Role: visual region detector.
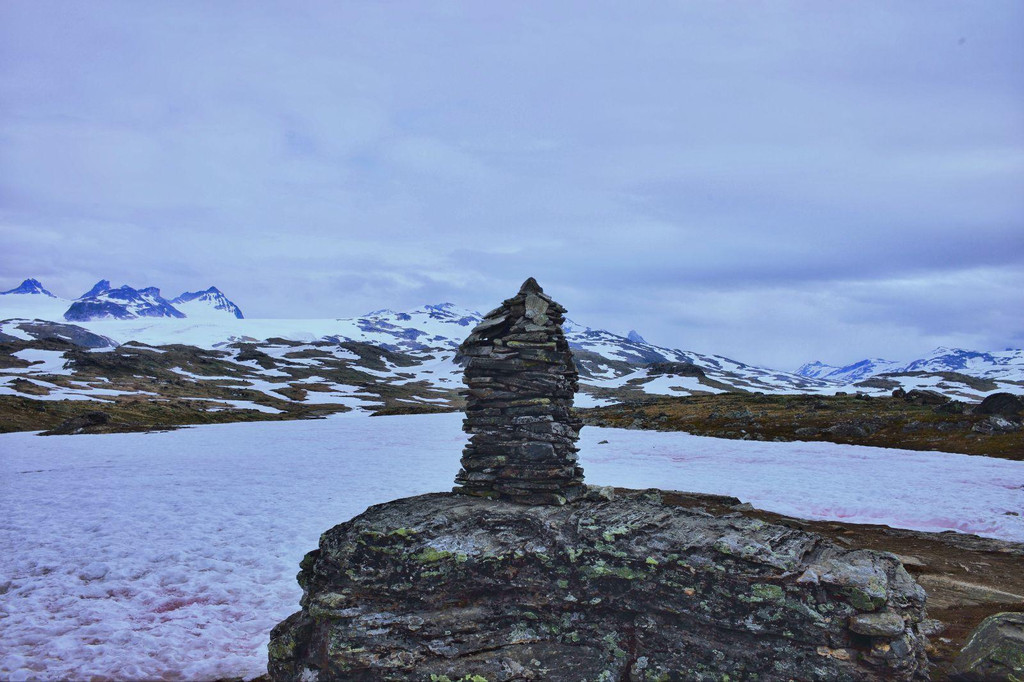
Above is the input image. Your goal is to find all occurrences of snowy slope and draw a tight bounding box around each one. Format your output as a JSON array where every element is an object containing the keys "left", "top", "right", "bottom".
[
  {"left": 171, "top": 287, "right": 244, "bottom": 319},
  {"left": 0, "top": 413, "right": 1021, "bottom": 680},
  {"left": 59, "top": 305, "right": 834, "bottom": 395}
]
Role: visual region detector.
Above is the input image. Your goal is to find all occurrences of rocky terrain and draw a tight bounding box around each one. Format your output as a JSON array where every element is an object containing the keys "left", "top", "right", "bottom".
[
  {"left": 269, "top": 489, "right": 932, "bottom": 681},
  {"left": 0, "top": 331, "right": 461, "bottom": 435},
  {"left": 2, "top": 316, "right": 1022, "bottom": 463},
  {"left": 265, "top": 488, "right": 1024, "bottom": 681},
  {"left": 655, "top": 490, "right": 1024, "bottom": 680},
  {"left": 580, "top": 392, "right": 1024, "bottom": 460}
]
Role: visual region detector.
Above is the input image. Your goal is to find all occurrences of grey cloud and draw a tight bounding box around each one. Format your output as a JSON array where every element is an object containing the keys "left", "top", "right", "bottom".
[{"left": 0, "top": 1, "right": 1021, "bottom": 368}]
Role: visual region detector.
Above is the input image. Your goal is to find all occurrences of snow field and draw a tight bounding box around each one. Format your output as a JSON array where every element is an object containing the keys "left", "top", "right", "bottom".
[{"left": 0, "top": 412, "right": 1022, "bottom": 680}]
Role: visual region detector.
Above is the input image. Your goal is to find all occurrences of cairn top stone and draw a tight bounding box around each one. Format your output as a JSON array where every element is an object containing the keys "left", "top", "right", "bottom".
[
  {"left": 518, "top": 276, "right": 543, "bottom": 295},
  {"left": 454, "top": 278, "right": 584, "bottom": 505}
]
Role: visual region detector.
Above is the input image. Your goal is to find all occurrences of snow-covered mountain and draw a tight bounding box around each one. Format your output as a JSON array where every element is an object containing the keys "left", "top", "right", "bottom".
[
  {"left": 0, "top": 279, "right": 72, "bottom": 321},
  {"left": 171, "top": 287, "right": 244, "bottom": 319},
  {"left": 796, "top": 358, "right": 903, "bottom": 383},
  {"left": 0, "top": 278, "right": 244, "bottom": 323},
  {"left": 65, "top": 283, "right": 186, "bottom": 321},
  {"left": 902, "top": 347, "right": 1024, "bottom": 379},
  {"left": 2, "top": 278, "right": 55, "bottom": 297},
  {"left": 3, "top": 277, "right": 1022, "bottom": 400},
  {"left": 795, "top": 361, "right": 838, "bottom": 379},
  {"left": 799, "top": 348, "right": 1024, "bottom": 385},
  {"left": 309, "top": 305, "right": 834, "bottom": 395}
]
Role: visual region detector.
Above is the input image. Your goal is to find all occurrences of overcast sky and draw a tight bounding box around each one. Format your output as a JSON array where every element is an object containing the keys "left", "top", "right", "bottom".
[{"left": 1, "top": 2, "right": 1021, "bottom": 369}]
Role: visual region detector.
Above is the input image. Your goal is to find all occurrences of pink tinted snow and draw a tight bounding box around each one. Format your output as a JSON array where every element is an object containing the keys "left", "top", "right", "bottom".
[{"left": 0, "top": 412, "right": 1021, "bottom": 680}]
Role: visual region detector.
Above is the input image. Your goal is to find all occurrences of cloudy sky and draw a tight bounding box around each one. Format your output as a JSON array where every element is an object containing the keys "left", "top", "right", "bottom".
[{"left": 1, "top": 2, "right": 1021, "bottom": 369}]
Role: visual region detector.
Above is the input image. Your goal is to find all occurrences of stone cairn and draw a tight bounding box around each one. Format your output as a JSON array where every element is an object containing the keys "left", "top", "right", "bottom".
[{"left": 453, "top": 277, "right": 585, "bottom": 505}]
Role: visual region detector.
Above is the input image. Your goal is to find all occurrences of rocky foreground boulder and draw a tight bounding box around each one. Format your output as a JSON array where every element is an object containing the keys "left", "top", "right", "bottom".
[
  {"left": 950, "top": 612, "right": 1024, "bottom": 681},
  {"left": 268, "top": 489, "right": 930, "bottom": 681}
]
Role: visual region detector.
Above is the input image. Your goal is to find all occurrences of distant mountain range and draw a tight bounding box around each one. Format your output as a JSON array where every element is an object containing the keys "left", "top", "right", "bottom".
[
  {"left": 796, "top": 358, "right": 904, "bottom": 382},
  {"left": 797, "top": 348, "right": 1024, "bottom": 384},
  {"left": 1, "top": 277, "right": 1021, "bottom": 401},
  {"left": 1, "top": 278, "right": 244, "bottom": 321}
]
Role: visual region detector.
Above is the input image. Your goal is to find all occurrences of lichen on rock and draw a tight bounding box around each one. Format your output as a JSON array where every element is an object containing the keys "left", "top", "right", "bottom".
[{"left": 268, "top": 490, "right": 930, "bottom": 681}]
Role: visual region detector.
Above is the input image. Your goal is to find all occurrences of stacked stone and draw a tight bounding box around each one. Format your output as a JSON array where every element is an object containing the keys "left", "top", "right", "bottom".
[{"left": 453, "top": 277, "right": 585, "bottom": 505}]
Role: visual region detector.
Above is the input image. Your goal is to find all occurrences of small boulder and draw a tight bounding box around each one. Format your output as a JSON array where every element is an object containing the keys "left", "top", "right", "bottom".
[
  {"left": 826, "top": 423, "right": 870, "bottom": 438},
  {"left": 972, "top": 415, "right": 1021, "bottom": 435},
  {"left": 976, "top": 392, "right": 1024, "bottom": 417},
  {"left": 904, "top": 389, "right": 948, "bottom": 406},
  {"left": 950, "top": 612, "right": 1024, "bottom": 681},
  {"left": 42, "top": 411, "right": 111, "bottom": 436},
  {"left": 646, "top": 361, "right": 706, "bottom": 377},
  {"left": 934, "top": 400, "right": 970, "bottom": 415}
]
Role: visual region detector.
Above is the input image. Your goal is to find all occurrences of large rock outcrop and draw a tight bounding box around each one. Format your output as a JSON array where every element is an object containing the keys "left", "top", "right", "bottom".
[{"left": 268, "top": 490, "right": 930, "bottom": 681}]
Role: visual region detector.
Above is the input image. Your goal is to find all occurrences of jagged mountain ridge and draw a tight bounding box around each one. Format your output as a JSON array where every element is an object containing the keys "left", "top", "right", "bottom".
[
  {"left": 66, "top": 284, "right": 186, "bottom": 321},
  {"left": 0, "top": 278, "right": 244, "bottom": 322},
  {"left": 172, "top": 287, "right": 244, "bottom": 319},
  {"left": 347, "top": 305, "right": 845, "bottom": 394},
  {"left": 2, "top": 279, "right": 1021, "bottom": 398},
  {"left": 797, "top": 358, "right": 903, "bottom": 383},
  {"left": 799, "top": 348, "right": 1024, "bottom": 384}
]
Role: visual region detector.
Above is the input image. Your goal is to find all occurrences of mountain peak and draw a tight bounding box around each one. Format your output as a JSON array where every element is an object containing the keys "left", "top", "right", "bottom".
[
  {"left": 65, "top": 284, "right": 186, "bottom": 321},
  {"left": 80, "top": 279, "right": 112, "bottom": 299},
  {"left": 627, "top": 330, "right": 647, "bottom": 344},
  {"left": 2, "top": 278, "right": 56, "bottom": 297},
  {"left": 170, "top": 287, "right": 244, "bottom": 319}
]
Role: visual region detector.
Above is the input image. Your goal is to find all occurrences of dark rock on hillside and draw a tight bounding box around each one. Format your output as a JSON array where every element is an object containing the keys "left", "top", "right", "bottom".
[
  {"left": 949, "top": 612, "right": 1024, "bottom": 681},
  {"left": 42, "top": 411, "right": 111, "bottom": 436},
  {"left": 6, "top": 321, "right": 116, "bottom": 348},
  {"left": 976, "top": 393, "right": 1024, "bottom": 418},
  {"left": 904, "top": 389, "right": 948, "bottom": 406},
  {"left": 934, "top": 400, "right": 970, "bottom": 415},
  {"left": 268, "top": 490, "right": 930, "bottom": 682},
  {"left": 856, "top": 377, "right": 901, "bottom": 390},
  {"left": 647, "top": 361, "right": 706, "bottom": 377}
]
